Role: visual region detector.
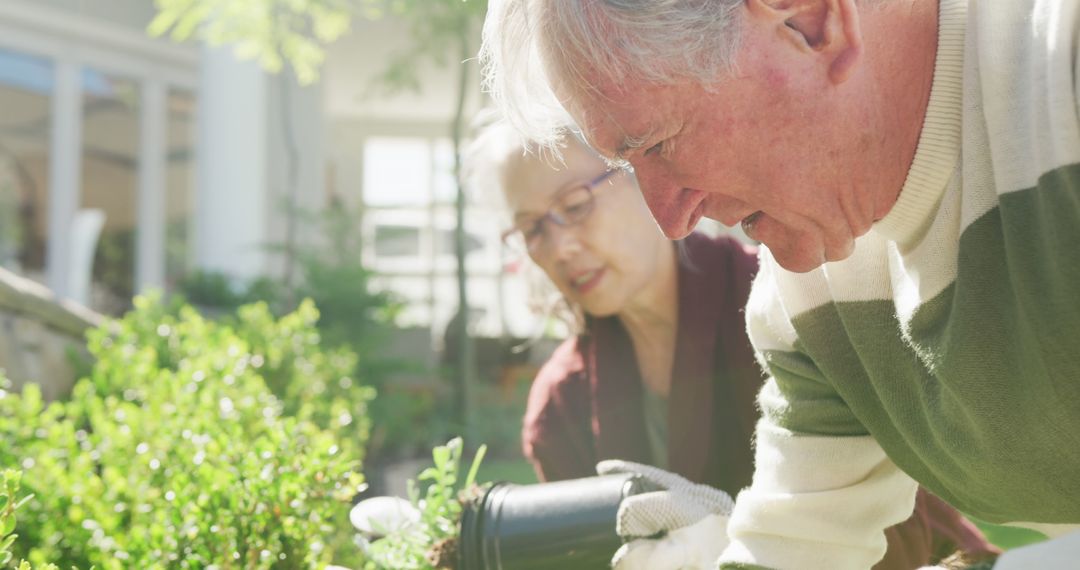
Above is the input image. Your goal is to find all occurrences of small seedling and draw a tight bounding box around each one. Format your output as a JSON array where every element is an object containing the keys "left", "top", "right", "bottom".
[{"left": 363, "top": 438, "right": 487, "bottom": 570}]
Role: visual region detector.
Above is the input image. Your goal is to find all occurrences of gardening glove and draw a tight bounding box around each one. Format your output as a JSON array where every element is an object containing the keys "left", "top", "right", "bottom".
[
  {"left": 597, "top": 459, "right": 735, "bottom": 570},
  {"left": 988, "top": 529, "right": 1080, "bottom": 569},
  {"left": 349, "top": 495, "right": 421, "bottom": 539}
]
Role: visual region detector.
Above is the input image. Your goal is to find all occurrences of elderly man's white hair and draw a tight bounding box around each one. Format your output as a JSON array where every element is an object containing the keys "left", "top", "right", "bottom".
[
  {"left": 481, "top": 0, "right": 892, "bottom": 153},
  {"left": 480, "top": 0, "right": 744, "bottom": 151}
]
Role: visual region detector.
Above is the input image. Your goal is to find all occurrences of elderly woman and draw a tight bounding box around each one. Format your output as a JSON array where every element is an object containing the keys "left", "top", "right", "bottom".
[{"left": 465, "top": 117, "right": 997, "bottom": 570}]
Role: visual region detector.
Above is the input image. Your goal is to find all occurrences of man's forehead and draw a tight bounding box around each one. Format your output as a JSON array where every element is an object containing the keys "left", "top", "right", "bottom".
[
  {"left": 572, "top": 96, "right": 655, "bottom": 162},
  {"left": 551, "top": 63, "right": 662, "bottom": 157}
]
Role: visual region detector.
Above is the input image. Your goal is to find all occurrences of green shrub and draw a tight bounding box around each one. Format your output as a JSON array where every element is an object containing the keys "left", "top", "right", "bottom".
[
  {"left": 177, "top": 270, "right": 248, "bottom": 310},
  {"left": 1, "top": 470, "right": 58, "bottom": 570},
  {"left": 177, "top": 203, "right": 431, "bottom": 464},
  {"left": 0, "top": 295, "right": 370, "bottom": 569}
]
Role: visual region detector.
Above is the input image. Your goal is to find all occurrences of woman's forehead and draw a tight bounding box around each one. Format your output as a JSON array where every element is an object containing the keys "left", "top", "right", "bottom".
[{"left": 503, "top": 141, "right": 606, "bottom": 210}]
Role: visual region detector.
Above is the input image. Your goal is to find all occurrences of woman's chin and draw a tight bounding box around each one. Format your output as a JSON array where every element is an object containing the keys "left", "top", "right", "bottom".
[{"left": 579, "top": 296, "right": 623, "bottom": 319}]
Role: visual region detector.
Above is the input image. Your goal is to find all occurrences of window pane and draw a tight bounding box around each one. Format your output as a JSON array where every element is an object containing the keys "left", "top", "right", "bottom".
[
  {"left": 82, "top": 69, "right": 139, "bottom": 313},
  {"left": 0, "top": 48, "right": 52, "bottom": 284},
  {"left": 362, "top": 208, "right": 430, "bottom": 272},
  {"left": 431, "top": 208, "right": 502, "bottom": 274},
  {"left": 432, "top": 138, "right": 456, "bottom": 204},
  {"left": 374, "top": 224, "right": 421, "bottom": 257},
  {"left": 363, "top": 137, "right": 431, "bottom": 207},
  {"left": 435, "top": 227, "right": 483, "bottom": 257},
  {"left": 165, "top": 88, "right": 196, "bottom": 291}
]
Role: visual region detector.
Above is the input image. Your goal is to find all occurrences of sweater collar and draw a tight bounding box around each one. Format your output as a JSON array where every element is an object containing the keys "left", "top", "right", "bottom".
[{"left": 873, "top": 0, "right": 967, "bottom": 246}]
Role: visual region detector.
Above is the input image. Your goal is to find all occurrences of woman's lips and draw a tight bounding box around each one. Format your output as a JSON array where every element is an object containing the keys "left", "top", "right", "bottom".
[{"left": 570, "top": 267, "right": 606, "bottom": 295}]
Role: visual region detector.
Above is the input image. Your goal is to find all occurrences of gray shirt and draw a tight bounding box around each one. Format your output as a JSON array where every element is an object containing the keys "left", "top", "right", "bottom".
[{"left": 642, "top": 387, "right": 669, "bottom": 470}]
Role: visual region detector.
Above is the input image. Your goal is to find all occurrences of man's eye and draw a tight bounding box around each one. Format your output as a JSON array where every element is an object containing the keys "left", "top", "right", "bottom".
[{"left": 644, "top": 141, "right": 664, "bottom": 157}]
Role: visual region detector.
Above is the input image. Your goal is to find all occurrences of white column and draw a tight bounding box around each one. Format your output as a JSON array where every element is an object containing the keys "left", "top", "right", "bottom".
[
  {"left": 45, "top": 60, "right": 82, "bottom": 299},
  {"left": 194, "top": 44, "right": 267, "bottom": 281},
  {"left": 136, "top": 78, "right": 167, "bottom": 292}
]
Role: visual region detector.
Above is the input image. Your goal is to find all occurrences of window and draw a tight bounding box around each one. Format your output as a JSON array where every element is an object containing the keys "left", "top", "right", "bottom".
[
  {"left": 164, "top": 87, "right": 195, "bottom": 291},
  {"left": 0, "top": 2, "right": 199, "bottom": 313},
  {"left": 81, "top": 68, "right": 139, "bottom": 312},
  {"left": 0, "top": 47, "right": 52, "bottom": 282},
  {"left": 363, "top": 137, "right": 431, "bottom": 207},
  {"left": 374, "top": 224, "right": 421, "bottom": 257},
  {"left": 358, "top": 135, "right": 534, "bottom": 337},
  {"left": 435, "top": 228, "right": 484, "bottom": 257}
]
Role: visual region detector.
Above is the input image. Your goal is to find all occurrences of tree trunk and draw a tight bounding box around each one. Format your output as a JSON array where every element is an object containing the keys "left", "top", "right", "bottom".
[{"left": 451, "top": 19, "right": 476, "bottom": 442}]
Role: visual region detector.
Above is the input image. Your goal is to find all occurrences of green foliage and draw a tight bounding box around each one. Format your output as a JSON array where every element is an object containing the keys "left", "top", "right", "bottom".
[
  {"left": 92, "top": 230, "right": 136, "bottom": 312},
  {"left": 180, "top": 203, "right": 400, "bottom": 378},
  {"left": 277, "top": 205, "right": 435, "bottom": 460},
  {"left": 363, "top": 438, "right": 486, "bottom": 570},
  {"left": 179, "top": 202, "right": 430, "bottom": 461},
  {"left": 1, "top": 470, "right": 31, "bottom": 566},
  {"left": 281, "top": 203, "right": 401, "bottom": 371},
  {"left": 148, "top": 0, "right": 353, "bottom": 84},
  {"left": 0, "top": 470, "right": 59, "bottom": 570},
  {"left": 148, "top": 0, "right": 487, "bottom": 87},
  {"left": 178, "top": 269, "right": 247, "bottom": 309},
  {"left": 357, "top": 0, "right": 488, "bottom": 96},
  {"left": 178, "top": 271, "right": 285, "bottom": 314},
  {"left": 466, "top": 374, "right": 530, "bottom": 458},
  {"left": 0, "top": 295, "right": 370, "bottom": 569}
]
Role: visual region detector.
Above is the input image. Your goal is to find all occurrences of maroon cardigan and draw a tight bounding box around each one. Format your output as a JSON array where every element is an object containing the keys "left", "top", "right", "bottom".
[{"left": 522, "top": 232, "right": 999, "bottom": 569}]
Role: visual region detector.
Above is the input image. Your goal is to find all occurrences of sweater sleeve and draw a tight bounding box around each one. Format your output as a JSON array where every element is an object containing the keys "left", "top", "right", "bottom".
[
  {"left": 521, "top": 340, "right": 597, "bottom": 482},
  {"left": 717, "top": 254, "right": 921, "bottom": 570}
]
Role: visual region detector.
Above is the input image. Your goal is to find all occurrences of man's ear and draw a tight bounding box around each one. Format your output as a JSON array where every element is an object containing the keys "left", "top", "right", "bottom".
[{"left": 745, "top": 0, "right": 863, "bottom": 84}]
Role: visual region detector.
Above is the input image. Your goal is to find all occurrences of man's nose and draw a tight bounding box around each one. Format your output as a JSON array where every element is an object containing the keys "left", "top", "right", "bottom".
[{"left": 634, "top": 164, "right": 691, "bottom": 239}]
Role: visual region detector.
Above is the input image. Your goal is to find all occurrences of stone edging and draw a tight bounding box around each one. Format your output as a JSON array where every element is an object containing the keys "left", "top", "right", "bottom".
[{"left": 0, "top": 267, "right": 104, "bottom": 337}]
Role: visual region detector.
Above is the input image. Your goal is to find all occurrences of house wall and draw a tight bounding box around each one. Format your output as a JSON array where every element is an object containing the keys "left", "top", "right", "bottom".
[{"left": 0, "top": 266, "right": 101, "bottom": 400}]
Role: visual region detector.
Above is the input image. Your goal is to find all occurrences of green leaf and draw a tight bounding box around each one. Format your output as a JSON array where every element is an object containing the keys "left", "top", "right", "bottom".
[
  {"left": 1, "top": 513, "right": 15, "bottom": 536},
  {"left": 431, "top": 445, "right": 451, "bottom": 472},
  {"left": 13, "top": 493, "right": 33, "bottom": 510},
  {"left": 464, "top": 444, "right": 486, "bottom": 489},
  {"left": 146, "top": 9, "right": 180, "bottom": 38}
]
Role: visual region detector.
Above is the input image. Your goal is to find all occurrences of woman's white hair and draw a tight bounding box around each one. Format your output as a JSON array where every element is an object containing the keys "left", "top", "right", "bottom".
[
  {"left": 461, "top": 107, "right": 581, "bottom": 212},
  {"left": 461, "top": 109, "right": 594, "bottom": 335},
  {"left": 480, "top": 0, "right": 744, "bottom": 150}
]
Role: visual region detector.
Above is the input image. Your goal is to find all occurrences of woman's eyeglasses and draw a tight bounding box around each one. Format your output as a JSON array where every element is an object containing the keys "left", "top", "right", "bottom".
[{"left": 501, "top": 169, "right": 620, "bottom": 254}]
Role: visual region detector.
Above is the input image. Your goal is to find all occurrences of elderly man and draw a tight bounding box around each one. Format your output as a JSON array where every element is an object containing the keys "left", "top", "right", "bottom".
[{"left": 482, "top": 0, "right": 1080, "bottom": 569}]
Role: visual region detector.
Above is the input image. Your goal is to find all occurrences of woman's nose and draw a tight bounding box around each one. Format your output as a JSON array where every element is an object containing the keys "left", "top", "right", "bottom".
[{"left": 546, "top": 223, "right": 584, "bottom": 260}]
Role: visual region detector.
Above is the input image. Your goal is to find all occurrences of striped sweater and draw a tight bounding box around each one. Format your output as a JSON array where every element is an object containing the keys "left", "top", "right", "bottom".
[{"left": 718, "top": 1, "right": 1080, "bottom": 569}]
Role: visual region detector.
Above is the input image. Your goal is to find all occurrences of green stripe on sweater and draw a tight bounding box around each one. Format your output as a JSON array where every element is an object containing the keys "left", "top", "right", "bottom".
[{"left": 759, "top": 163, "right": 1080, "bottom": 524}]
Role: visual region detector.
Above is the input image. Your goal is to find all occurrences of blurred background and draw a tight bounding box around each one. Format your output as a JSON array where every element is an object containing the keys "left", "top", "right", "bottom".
[
  {"left": 0, "top": 0, "right": 554, "bottom": 493},
  {"left": 0, "top": 3, "right": 1040, "bottom": 568}
]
